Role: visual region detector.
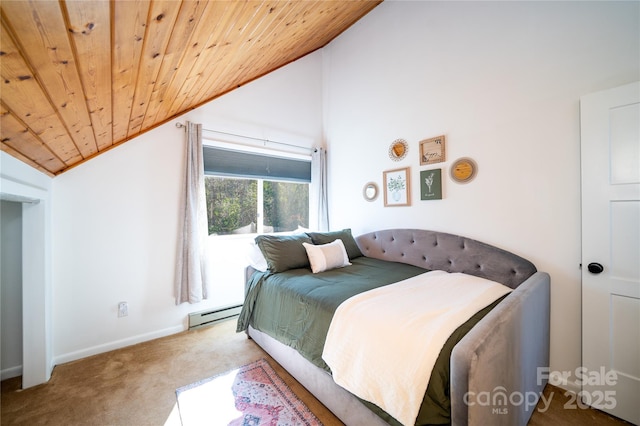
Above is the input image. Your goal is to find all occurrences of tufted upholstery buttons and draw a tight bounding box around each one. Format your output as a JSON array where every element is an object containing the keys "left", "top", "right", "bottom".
[{"left": 354, "top": 229, "right": 537, "bottom": 288}]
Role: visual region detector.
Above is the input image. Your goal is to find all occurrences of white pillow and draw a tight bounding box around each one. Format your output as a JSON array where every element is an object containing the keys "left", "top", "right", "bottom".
[
  {"left": 246, "top": 241, "right": 268, "bottom": 272},
  {"left": 302, "top": 239, "right": 352, "bottom": 274}
]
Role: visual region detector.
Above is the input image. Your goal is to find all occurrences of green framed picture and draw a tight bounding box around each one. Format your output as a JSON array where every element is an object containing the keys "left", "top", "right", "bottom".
[{"left": 420, "top": 169, "right": 442, "bottom": 200}]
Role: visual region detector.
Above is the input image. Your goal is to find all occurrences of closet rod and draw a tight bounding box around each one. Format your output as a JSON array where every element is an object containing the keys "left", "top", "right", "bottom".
[{"left": 175, "top": 122, "right": 314, "bottom": 152}]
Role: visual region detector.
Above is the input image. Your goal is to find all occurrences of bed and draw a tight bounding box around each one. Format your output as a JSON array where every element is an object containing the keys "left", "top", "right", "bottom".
[{"left": 237, "top": 228, "right": 550, "bottom": 426}]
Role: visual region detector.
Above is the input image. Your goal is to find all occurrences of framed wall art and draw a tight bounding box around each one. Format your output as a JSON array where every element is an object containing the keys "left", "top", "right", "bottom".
[
  {"left": 420, "top": 169, "right": 442, "bottom": 200},
  {"left": 419, "top": 135, "right": 446, "bottom": 165},
  {"left": 383, "top": 167, "right": 411, "bottom": 207}
]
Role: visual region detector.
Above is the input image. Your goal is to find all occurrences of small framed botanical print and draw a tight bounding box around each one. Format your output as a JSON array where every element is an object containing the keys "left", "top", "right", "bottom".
[
  {"left": 420, "top": 169, "right": 442, "bottom": 200},
  {"left": 383, "top": 167, "right": 411, "bottom": 207},
  {"left": 419, "top": 135, "right": 446, "bottom": 165}
]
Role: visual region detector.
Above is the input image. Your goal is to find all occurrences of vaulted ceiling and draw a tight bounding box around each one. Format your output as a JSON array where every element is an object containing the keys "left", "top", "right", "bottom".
[{"left": 0, "top": 0, "right": 380, "bottom": 176}]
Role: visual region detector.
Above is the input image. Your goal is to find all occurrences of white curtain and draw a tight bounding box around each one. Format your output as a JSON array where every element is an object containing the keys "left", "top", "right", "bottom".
[
  {"left": 175, "top": 121, "right": 210, "bottom": 304},
  {"left": 310, "top": 147, "right": 329, "bottom": 231}
]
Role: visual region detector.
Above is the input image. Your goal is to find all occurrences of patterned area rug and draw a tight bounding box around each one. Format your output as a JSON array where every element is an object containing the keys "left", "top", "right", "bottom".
[{"left": 176, "top": 358, "right": 323, "bottom": 426}]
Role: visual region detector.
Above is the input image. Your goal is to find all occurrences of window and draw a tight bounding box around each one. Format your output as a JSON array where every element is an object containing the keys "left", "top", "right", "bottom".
[
  {"left": 204, "top": 177, "right": 309, "bottom": 235},
  {"left": 203, "top": 146, "right": 311, "bottom": 235},
  {"left": 202, "top": 145, "right": 311, "bottom": 306}
]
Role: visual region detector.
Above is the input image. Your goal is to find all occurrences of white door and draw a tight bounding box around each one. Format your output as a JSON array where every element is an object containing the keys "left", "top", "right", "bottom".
[{"left": 581, "top": 81, "right": 640, "bottom": 425}]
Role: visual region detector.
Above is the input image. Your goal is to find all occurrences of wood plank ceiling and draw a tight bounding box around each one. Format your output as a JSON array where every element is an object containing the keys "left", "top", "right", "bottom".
[{"left": 0, "top": 0, "right": 380, "bottom": 176}]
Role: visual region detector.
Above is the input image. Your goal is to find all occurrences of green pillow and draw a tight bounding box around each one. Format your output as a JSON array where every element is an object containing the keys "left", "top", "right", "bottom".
[
  {"left": 255, "top": 234, "right": 312, "bottom": 273},
  {"left": 306, "top": 228, "right": 363, "bottom": 260}
]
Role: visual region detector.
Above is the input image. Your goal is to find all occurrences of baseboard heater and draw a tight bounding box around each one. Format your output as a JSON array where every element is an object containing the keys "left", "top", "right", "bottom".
[{"left": 188, "top": 304, "right": 243, "bottom": 329}]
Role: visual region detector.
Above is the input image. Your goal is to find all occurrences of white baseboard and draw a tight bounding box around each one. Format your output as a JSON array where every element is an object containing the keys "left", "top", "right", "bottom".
[
  {"left": 1, "top": 365, "right": 23, "bottom": 381},
  {"left": 53, "top": 325, "right": 185, "bottom": 366}
]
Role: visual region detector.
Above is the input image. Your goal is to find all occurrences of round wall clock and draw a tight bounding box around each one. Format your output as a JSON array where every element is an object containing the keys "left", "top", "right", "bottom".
[
  {"left": 388, "top": 139, "right": 408, "bottom": 161},
  {"left": 450, "top": 157, "right": 477, "bottom": 183}
]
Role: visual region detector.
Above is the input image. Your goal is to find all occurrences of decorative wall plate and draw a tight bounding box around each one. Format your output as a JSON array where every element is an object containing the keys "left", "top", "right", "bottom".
[
  {"left": 389, "top": 139, "right": 408, "bottom": 161},
  {"left": 450, "top": 157, "right": 477, "bottom": 183}
]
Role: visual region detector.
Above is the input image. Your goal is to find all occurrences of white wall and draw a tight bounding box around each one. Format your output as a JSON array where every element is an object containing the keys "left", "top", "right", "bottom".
[
  {"left": 323, "top": 1, "right": 639, "bottom": 391},
  {"left": 51, "top": 52, "right": 323, "bottom": 363}
]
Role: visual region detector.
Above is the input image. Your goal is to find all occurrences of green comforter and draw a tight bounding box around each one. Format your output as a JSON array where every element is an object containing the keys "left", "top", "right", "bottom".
[{"left": 237, "top": 256, "right": 503, "bottom": 425}]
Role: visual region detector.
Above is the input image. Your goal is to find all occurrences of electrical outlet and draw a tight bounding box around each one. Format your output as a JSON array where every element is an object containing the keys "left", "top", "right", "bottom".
[{"left": 118, "top": 302, "right": 128, "bottom": 317}]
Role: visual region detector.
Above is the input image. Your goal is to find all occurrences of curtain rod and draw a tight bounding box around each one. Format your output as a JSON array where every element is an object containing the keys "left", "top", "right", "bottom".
[{"left": 175, "top": 122, "right": 315, "bottom": 152}]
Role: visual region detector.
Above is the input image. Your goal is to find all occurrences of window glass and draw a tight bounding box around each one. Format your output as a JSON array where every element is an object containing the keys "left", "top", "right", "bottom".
[
  {"left": 205, "top": 177, "right": 309, "bottom": 235},
  {"left": 205, "top": 177, "right": 257, "bottom": 235},
  {"left": 263, "top": 181, "right": 309, "bottom": 233}
]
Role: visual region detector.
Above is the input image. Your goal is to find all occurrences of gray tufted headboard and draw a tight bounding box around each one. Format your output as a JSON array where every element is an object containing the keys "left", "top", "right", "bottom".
[{"left": 355, "top": 229, "right": 537, "bottom": 289}]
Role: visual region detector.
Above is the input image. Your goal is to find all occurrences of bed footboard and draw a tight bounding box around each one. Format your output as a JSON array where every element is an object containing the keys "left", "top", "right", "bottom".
[{"left": 450, "top": 271, "right": 550, "bottom": 426}]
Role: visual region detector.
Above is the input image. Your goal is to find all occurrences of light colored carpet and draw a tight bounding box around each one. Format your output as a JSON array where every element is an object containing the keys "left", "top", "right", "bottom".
[{"left": 0, "top": 319, "right": 342, "bottom": 425}]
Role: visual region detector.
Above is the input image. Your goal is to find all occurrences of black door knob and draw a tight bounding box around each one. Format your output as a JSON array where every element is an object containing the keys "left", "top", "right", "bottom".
[{"left": 587, "top": 263, "right": 604, "bottom": 274}]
